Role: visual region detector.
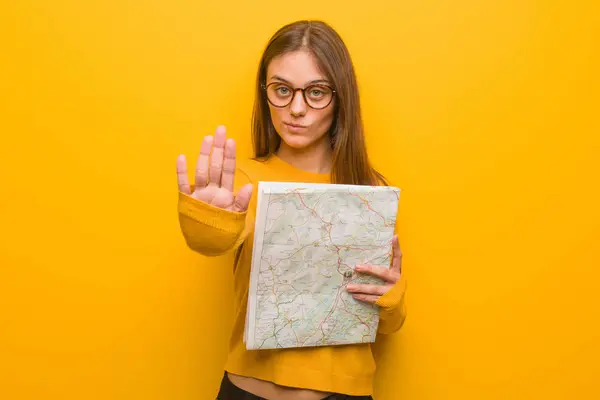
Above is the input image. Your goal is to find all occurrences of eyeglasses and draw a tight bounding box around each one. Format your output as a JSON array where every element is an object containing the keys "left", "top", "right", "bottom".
[{"left": 262, "top": 82, "right": 336, "bottom": 110}]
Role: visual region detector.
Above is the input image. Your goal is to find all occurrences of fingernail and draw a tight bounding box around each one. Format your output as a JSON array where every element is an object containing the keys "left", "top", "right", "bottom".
[
  {"left": 346, "top": 285, "right": 355, "bottom": 290},
  {"left": 354, "top": 265, "right": 362, "bottom": 271}
]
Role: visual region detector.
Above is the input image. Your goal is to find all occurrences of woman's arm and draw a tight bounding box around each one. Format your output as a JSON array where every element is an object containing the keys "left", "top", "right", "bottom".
[
  {"left": 375, "top": 272, "right": 407, "bottom": 334},
  {"left": 176, "top": 126, "right": 254, "bottom": 256},
  {"left": 346, "top": 234, "right": 408, "bottom": 335},
  {"left": 178, "top": 168, "right": 253, "bottom": 256}
]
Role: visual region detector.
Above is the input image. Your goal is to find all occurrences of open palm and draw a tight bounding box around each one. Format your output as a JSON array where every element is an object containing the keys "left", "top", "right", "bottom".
[{"left": 176, "top": 125, "right": 253, "bottom": 212}]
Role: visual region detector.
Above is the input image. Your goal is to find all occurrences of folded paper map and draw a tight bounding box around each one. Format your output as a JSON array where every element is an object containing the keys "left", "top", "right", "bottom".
[{"left": 244, "top": 181, "right": 401, "bottom": 350}]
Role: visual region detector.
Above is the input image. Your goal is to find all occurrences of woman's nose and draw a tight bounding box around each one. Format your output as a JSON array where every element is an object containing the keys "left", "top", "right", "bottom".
[{"left": 289, "top": 89, "right": 308, "bottom": 116}]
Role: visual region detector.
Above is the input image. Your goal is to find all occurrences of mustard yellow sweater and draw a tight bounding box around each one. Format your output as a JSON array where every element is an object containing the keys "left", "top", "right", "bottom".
[{"left": 178, "top": 154, "right": 407, "bottom": 396}]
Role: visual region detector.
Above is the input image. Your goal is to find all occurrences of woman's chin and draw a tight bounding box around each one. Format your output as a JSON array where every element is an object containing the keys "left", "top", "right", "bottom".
[{"left": 279, "top": 132, "right": 317, "bottom": 150}]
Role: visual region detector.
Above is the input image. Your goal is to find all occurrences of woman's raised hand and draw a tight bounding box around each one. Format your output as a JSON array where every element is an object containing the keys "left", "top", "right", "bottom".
[{"left": 176, "top": 125, "right": 253, "bottom": 212}]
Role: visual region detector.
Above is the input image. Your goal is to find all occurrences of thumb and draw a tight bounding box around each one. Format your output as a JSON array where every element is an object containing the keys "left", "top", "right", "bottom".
[
  {"left": 233, "top": 183, "right": 253, "bottom": 212},
  {"left": 391, "top": 235, "right": 402, "bottom": 272}
]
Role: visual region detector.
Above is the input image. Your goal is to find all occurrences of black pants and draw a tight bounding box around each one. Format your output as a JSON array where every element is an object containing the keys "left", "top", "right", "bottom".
[{"left": 216, "top": 372, "right": 374, "bottom": 400}]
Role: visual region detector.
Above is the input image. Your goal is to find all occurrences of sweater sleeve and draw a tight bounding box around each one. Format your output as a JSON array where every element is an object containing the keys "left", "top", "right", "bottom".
[
  {"left": 375, "top": 272, "right": 407, "bottom": 334},
  {"left": 374, "top": 184, "right": 408, "bottom": 335},
  {"left": 177, "top": 168, "right": 253, "bottom": 257}
]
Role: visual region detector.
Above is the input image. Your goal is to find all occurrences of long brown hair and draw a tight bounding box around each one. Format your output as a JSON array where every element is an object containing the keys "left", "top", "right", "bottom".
[{"left": 251, "top": 20, "right": 387, "bottom": 186}]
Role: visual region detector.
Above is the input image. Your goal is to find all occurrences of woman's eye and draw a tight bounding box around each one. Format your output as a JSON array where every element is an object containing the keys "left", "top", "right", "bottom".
[
  {"left": 308, "top": 87, "right": 330, "bottom": 98},
  {"left": 277, "top": 87, "right": 290, "bottom": 95}
]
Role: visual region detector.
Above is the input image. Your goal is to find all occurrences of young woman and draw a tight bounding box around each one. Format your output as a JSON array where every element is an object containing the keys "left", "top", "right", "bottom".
[{"left": 176, "top": 20, "right": 407, "bottom": 400}]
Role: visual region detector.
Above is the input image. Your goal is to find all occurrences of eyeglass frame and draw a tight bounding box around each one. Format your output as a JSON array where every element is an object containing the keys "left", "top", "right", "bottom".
[{"left": 261, "top": 82, "right": 336, "bottom": 110}]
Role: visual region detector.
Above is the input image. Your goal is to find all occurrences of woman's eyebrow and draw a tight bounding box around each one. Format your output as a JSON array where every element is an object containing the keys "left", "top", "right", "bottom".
[{"left": 269, "top": 75, "right": 330, "bottom": 86}]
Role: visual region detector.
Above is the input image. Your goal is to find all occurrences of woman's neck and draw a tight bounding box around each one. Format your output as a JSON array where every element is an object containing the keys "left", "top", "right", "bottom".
[{"left": 276, "top": 139, "right": 333, "bottom": 174}]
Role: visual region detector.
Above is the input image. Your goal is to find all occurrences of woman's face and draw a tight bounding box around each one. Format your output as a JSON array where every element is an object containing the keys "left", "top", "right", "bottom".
[{"left": 265, "top": 50, "right": 336, "bottom": 151}]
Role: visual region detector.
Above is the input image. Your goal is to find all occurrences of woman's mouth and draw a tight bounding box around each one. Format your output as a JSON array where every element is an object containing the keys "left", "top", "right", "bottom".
[{"left": 284, "top": 122, "right": 308, "bottom": 133}]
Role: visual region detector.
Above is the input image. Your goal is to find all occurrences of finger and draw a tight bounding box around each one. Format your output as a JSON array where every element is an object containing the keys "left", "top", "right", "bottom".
[
  {"left": 176, "top": 155, "right": 191, "bottom": 194},
  {"left": 354, "top": 264, "right": 393, "bottom": 282},
  {"left": 233, "top": 183, "right": 253, "bottom": 212},
  {"left": 352, "top": 294, "right": 379, "bottom": 304},
  {"left": 195, "top": 136, "right": 213, "bottom": 189},
  {"left": 391, "top": 235, "right": 402, "bottom": 273},
  {"left": 221, "top": 138, "right": 236, "bottom": 192},
  {"left": 346, "top": 283, "right": 387, "bottom": 296},
  {"left": 208, "top": 125, "right": 227, "bottom": 187}
]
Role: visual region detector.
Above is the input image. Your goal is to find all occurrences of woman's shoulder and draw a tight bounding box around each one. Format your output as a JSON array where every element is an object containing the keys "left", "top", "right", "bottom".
[
  {"left": 235, "top": 156, "right": 276, "bottom": 185},
  {"left": 373, "top": 169, "right": 393, "bottom": 187}
]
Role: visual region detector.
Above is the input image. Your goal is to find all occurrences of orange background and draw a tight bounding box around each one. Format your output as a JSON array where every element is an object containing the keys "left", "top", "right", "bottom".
[{"left": 1, "top": 1, "right": 599, "bottom": 399}]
